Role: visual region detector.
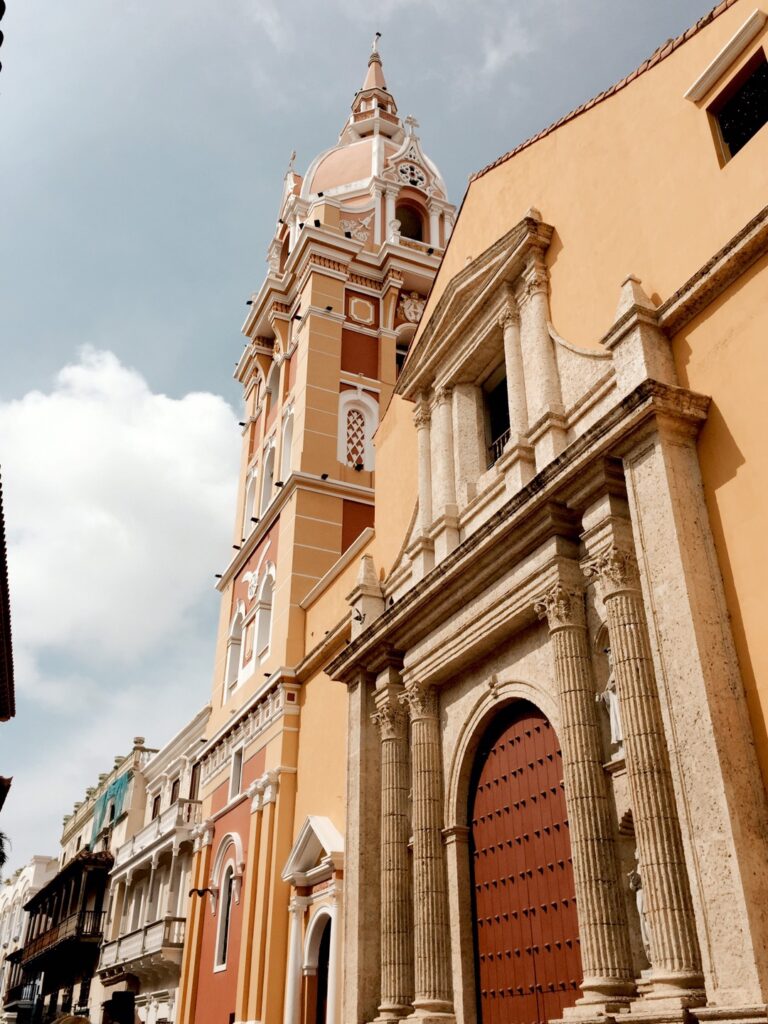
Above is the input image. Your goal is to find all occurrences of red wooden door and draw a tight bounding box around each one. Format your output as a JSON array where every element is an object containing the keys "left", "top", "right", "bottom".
[{"left": 470, "top": 702, "right": 582, "bottom": 1024}]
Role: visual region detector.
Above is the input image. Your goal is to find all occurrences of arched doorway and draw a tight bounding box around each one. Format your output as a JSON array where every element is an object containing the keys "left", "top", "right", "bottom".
[
  {"left": 314, "top": 918, "right": 331, "bottom": 1024},
  {"left": 469, "top": 701, "right": 582, "bottom": 1024}
]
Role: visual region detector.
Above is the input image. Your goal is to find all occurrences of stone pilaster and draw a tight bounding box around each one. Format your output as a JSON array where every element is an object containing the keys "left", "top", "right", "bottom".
[
  {"left": 372, "top": 681, "right": 414, "bottom": 1020},
  {"left": 535, "top": 578, "right": 636, "bottom": 1010},
  {"left": 399, "top": 683, "right": 454, "bottom": 1023},
  {"left": 585, "top": 545, "right": 704, "bottom": 1003}
]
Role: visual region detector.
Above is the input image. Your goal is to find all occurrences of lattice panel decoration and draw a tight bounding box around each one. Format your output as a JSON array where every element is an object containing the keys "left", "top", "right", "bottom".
[{"left": 346, "top": 408, "right": 366, "bottom": 468}]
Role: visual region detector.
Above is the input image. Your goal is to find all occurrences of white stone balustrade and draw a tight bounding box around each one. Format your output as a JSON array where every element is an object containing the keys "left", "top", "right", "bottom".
[
  {"left": 99, "top": 916, "right": 186, "bottom": 971},
  {"left": 114, "top": 800, "right": 201, "bottom": 869}
]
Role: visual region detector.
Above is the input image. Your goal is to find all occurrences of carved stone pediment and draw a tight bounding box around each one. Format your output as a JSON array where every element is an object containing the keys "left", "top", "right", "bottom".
[{"left": 396, "top": 213, "right": 554, "bottom": 398}]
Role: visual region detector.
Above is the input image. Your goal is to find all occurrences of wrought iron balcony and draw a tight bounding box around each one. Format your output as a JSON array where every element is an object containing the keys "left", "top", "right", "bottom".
[
  {"left": 20, "top": 909, "right": 105, "bottom": 966},
  {"left": 114, "top": 799, "right": 201, "bottom": 869},
  {"left": 99, "top": 915, "right": 186, "bottom": 975},
  {"left": 488, "top": 427, "right": 511, "bottom": 467},
  {"left": 4, "top": 979, "right": 39, "bottom": 1007}
]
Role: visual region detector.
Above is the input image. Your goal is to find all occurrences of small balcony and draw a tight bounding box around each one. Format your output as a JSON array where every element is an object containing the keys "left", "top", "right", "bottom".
[
  {"left": 99, "top": 916, "right": 186, "bottom": 981},
  {"left": 114, "top": 799, "right": 201, "bottom": 869},
  {"left": 4, "top": 979, "right": 39, "bottom": 1008},
  {"left": 20, "top": 909, "right": 105, "bottom": 967},
  {"left": 488, "top": 427, "right": 511, "bottom": 467}
]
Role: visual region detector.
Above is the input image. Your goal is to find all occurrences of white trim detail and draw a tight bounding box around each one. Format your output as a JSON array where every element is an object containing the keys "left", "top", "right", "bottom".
[
  {"left": 684, "top": 9, "right": 767, "bottom": 101},
  {"left": 337, "top": 389, "right": 379, "bottom": 471}
]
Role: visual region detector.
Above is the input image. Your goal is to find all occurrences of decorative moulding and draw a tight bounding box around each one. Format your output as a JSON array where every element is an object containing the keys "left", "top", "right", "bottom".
[{"left": 684, "top": 9, "right": 767, "bottom": 101}]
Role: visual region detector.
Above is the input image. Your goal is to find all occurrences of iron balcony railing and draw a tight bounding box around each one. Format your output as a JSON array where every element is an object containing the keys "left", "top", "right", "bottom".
[
  {"left": 114, "top": 799, "right": 201, "bottom": 868},
  {"left": 488, "top": 427, "right": 511, "bottom": 467},
  {"left": 5, "top": 979, "right": 38, "bottom": 1005},
  {"left": 99, "top": 915, "right": 186, "bottom": 971},
  {"left": 20, "top": 909, "right": 105, "bottom": 964}
]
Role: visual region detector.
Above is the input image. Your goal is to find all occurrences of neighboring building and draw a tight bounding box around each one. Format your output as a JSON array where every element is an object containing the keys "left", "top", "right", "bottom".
[
  {"left": 0, "top": 856, "right": 57, "bottom": 1022},
  {"left": 176, "top": 41, "right": 455, "bottom": 1024},
  {"left": 0, "top": 476, "right": 15, "bottom": 812},
  {"left": 326, "top": 4, "right": 768, "bottom": 1024},
  {"left": 97, "top": 706, "right": 208, "bottom": 1024},
  {"left": 10, "top": 739, "right": 154, "bottom": 1021}
]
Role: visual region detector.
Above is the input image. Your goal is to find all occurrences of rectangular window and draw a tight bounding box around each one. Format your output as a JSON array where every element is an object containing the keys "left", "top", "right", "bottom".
[
  {"left": 189, "top": 762, "right": 201, "bottom": 801},
  {"left": 151, "top": 795, "right": 161, "bottom": 820},
  {"left": 483, "top": 371, "right": 511, "bottom": 467},
  {"left": 170, "top": 778, "right": 180, "bottom": 805},
  {"left": 229, "top": 749, "right": 244, "bottom": 800},
  {"left": 710, "top": 49, "right": 768, "bottom": 161}
]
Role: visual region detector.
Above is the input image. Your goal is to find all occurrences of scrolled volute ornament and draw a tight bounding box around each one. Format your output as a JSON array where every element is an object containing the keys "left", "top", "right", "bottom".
[
  {"left": 534, "top": 582, "right": 586, "bottom": 630},
  {"left": 371, "top": 702, "right": 406, "bottom": 741},
  {"left": 584, "top": 544, "right": 640, "bottom": 594},
  {"left": 399, "top": 681, "right": 438, "bottom": 719},
  {"left": 497, "top": 304, "right": 520, "bottom": 332}
]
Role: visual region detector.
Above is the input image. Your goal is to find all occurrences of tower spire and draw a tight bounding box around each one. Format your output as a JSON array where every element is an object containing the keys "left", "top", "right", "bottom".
[{"left": 361, "top": 31, "right": 388, "bottom": 93}]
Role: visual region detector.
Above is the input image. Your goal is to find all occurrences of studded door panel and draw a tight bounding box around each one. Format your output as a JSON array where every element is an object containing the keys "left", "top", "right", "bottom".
[{"left": 470, "top": 703, "right": 582, "bottom": 1024}]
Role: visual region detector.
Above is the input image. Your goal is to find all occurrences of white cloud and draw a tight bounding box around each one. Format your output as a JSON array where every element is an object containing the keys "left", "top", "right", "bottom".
[
  {"left": 0, "top": 347, "right": 239, "bottom": 672},
  {"left": 0, "top": 348, "right": 239, "bottom": 870}
]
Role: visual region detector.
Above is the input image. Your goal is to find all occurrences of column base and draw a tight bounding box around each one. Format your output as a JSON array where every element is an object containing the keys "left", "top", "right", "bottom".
[
  {"left": 372, "top": 1008, "right": 414, "bottom": 1024},
  {"left": 562, "top": 976, "right": 636, "bottom": 1016},
  {"left": 630, "top": 969, "right": 706, "bottom": 1012},
  {"left": 403, "top": 999, "right": 455, "bottom": 1024},
  {"left": 431, "top": 512, "right": 459, "bottom": 561},
  {"left": 407, "top": 532, "right": 435, "bottom": 581},
  {"left": 498, "top": 439, "right": 536, "bottom": 494}
]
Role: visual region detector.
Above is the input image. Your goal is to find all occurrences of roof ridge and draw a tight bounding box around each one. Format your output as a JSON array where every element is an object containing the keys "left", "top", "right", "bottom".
[{"left": 470, "top": 0, "right": 740, "bottom": 183}]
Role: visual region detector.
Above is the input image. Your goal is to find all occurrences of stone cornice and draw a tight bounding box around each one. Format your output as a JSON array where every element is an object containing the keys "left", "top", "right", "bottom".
[
  {"left": 327, "top": 379, "right": 709, "bottom": 684},
  {"left": 657, "top": 202, "right": 768, "bottom": 335}
]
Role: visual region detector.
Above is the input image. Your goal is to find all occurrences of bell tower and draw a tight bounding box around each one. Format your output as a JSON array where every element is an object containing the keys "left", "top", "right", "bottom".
[{"left": 179, "top": 43, "right": 454, "bottom": 1024}]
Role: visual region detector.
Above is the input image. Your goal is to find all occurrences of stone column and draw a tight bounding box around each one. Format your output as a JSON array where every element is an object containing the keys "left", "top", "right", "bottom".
[
  {"left": 430, "top": 387, "right": 459, "bottom": 561},
  {"left": 399, "top": 683, "right": 454, "bottom": 1022},
  {"left": 517, "top": 254, "right": 566, "bottom": 466},
  {"left": 498, "top": 305, "right": 528, "bottom": 442},
  {"left": 283, "top": 896, "right": 307, "bottom": 1024},
  {"left": 585, "top": 544, "right": 703, "bottom": 1000},
  {"left": 428, "top": 203, "right": 441, "bottom": 248},
  {"left": 372, "top": 678, "right": 413, "bottom": 1020},
  {"left": 535, "top": 578, "right": 636, "bottom": 1009},
  {"left": 451, "top": 384, "right": 485, "bottom": 509},
  {"left": 373, "top": 186, "right": 383, "bottom": 247},
  {"left": 385, "top": 188, "right": 397, "bottom": 239},
  {"left": 414, "top": 396, "right": 433, "bottom": 533}
]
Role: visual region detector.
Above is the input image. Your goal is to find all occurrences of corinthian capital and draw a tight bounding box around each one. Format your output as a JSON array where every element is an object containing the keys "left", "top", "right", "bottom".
[
  {"left": 498, "top": 304, "right": 520, "bottom": 332},
  {"left": 584, "top": 545, "right": 640, "bottom": 595},
  {"left": 371, "top": 702, "right": 407, "bottom": 741},
  {"left": 399, "top": 681, "right": 438, "bottom": 720},
  {"left": 534, "top": 582, "right": 586, "bottom": 630},
  {"left": 413, "top": 394, "right": 432, "bottom": 429}
]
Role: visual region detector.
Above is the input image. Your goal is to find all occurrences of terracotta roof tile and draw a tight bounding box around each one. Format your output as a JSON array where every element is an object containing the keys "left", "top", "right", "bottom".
[{"left": 470, "top": 0, "right": 740, "bottom": 183}]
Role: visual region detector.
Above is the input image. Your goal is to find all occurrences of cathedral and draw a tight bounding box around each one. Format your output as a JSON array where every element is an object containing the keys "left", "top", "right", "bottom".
[{"left": 5, "top": 4, "right": 767, "bottom": 1024}]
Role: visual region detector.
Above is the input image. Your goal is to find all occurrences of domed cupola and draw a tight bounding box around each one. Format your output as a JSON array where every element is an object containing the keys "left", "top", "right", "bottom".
[{"left": 271, "top": 36, "right": 453, "bottom": 261}]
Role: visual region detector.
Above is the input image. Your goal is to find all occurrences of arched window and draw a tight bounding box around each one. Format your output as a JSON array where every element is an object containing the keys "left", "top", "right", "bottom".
[
  {"left": 260, "top": 445, "right": 276, "bottom": 514},
  {"left": 256, "top": 570, "right": 274, "bottom": 658},
  {"left": 216, "top": 865, "right": 235, "bottom": 968},
  {"left": 224, "top": 606, "right": 244, "bottom": 697},
  {"left": 395, "top": 204, "right": 423, "bottom": 241},
  {"left": 337, "top": 391, "right": 379, "bottom": 471},
  {"left": 244, "top": 471, "right": 258, "bottom": 536},
  {"left": 265, "top": 362, "right": 280, "bottom": 410},
  {"left": 280, "top": 413, "right": 294, "bottom": 483}
]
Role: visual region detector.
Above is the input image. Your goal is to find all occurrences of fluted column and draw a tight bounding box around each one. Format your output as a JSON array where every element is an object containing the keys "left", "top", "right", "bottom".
[
  {"left": 372, "top": 682, "right": 414, "bottom": 1020},
  {"left": 586, "top": 545, "right": 703, "bottom": 998},
  {"left": 399, "top": 683, "right": 454, "bottom": 1021},
  {"left": 535, "top": 579, "right": 636, "bottom": 1007}
]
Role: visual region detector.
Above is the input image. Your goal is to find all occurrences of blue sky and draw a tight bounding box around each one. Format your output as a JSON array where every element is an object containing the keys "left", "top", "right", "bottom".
[{"left": 0, "top": 0, "right": 713, "bottom": 872}]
